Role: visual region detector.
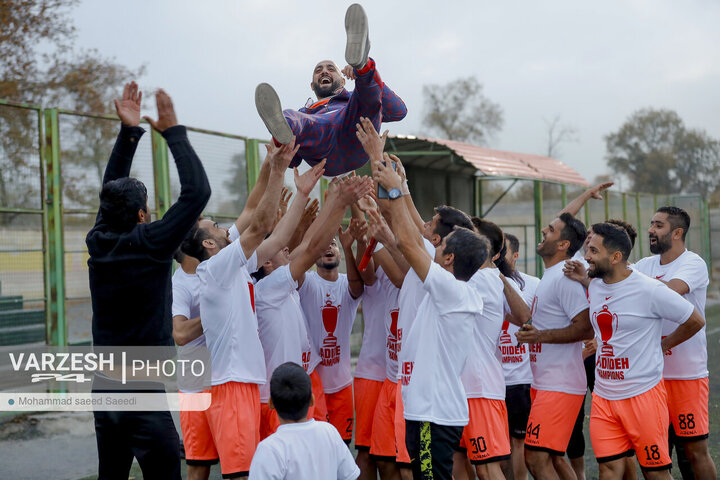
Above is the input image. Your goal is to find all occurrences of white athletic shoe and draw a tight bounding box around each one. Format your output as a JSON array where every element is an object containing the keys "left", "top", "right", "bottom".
[
  {"left": 345, "top": 3, "right": 370, "bottom": 70},
  {"left": 255, "top": 83, "right": 293, "bottom": 145}
]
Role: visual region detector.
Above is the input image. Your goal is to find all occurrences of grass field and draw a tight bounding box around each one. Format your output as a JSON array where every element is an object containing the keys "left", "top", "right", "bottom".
[{"left": 76, "top": 305, "right": 720, "bottom": 480}]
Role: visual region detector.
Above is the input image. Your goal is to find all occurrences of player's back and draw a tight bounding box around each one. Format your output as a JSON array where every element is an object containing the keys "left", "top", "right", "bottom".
[{"left": 249, "top": 419, "right": 360, "bottom": 480}]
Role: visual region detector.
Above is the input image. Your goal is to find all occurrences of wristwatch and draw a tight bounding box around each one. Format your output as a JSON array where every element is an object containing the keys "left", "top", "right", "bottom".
[{"left": 388, "top": 188, "right": 402, "bottom": 200}]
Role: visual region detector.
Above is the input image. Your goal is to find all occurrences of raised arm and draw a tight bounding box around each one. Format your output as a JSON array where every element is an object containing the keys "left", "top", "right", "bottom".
[
  {"left": 374, "top": 158, "right": 431, "bottom": 281},
  {"left": 366, "top": 208, "right": 411, "bottom": 278},
  {"left": 235, "top": 153, "right": 272, "bottom": 234},
  {"left": 290, "top": 177, "right": 374, "bottom": 286},
  {"left": 391, "top": 154, "right": 425, "bottom": 233},
  {"left": 172, "top": 315, "right": 203, "bottom": 346},
  {"left": 559, "top": 182, "right": 614, "bottom": 217},
  {"left": 339, "top": 218, "right": 365, "bottom": 299},
  {"left": 254, "top": 160, "right": 325, "bottom": 265},
  {"left": 288, "top": 198, "right": 319, "bottom": 253},
  {"left": 143, "top": 90, "right": 211, "bottom": 254},
  {"left": 239, "top": 138, "right": 299, "bottom": 259},
  {"left": 349, "top": 203, "right": 377, "bottom": 286}
]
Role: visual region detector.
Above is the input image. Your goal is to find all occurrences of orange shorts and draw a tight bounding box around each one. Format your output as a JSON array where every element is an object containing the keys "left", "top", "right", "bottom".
[
  {"left": 260, "top": 402, "right": 281, "bottom": 440},
  {"left": 665, "top": 378, "right": 710, "bottom": 440},
  {"left": 205, "top": 382, "right": 261, "bottom": 477},
  {"left": 370, "top": 379, "right": 399, "bottom": 459},
  {"left": 354, "top": 377, "right": 383, "bottom": 449},
  {"left": 326, "top": 384, "right": 354, "bottom": 442},
  {"left": 590, "top": 382, "right": 671, "bottom": 470},
  {"left": 460, "top": 398, "right": 511, "bottom": 464},
  {"left": 179, "top": 392, "right": 219, "bottom": 464},
  {"left": 525, "top": 388, "right": 584, "bottom": 455},
  {"left": 394, "top": 381, "right": 411, "bottom": 465},
  {"left": 310, "top": 369, "right": 328, "bottom": 422}
]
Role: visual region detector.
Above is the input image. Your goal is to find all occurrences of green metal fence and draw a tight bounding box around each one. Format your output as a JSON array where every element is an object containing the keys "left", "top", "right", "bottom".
[{"left": 0, "top": 101, "right": 712, "bottom": 349}]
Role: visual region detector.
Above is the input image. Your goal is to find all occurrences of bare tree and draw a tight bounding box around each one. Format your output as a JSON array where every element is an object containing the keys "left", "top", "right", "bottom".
[
  {"left": 544, "top": 115, "right": 578, "bottom": 158},
  {"left": 421, "top": 76, "right": 503, "bottom": 145}
]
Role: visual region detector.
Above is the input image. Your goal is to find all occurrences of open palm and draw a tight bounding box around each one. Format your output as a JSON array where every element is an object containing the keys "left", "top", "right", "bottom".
[{"left": 114, "top": 81, "right": 142, "bottom": 126}]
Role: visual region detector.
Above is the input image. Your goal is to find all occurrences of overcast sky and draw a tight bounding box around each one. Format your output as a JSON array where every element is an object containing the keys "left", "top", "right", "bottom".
[{"left": 72, "top": 0, "right": 720, "bottom": 184}]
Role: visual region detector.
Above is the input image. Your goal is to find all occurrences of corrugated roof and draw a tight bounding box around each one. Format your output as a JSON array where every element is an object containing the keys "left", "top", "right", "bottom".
[{"left": 387, "top": 135, "right": 589, "bottom": 187}]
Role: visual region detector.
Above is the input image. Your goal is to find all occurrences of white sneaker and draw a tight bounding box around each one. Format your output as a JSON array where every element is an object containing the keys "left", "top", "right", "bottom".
[
  {"left": 255, "top": 83, "right": 293, "bottom": 145},
  {"left": 345, "top": 4, "right": 370, "bottom": 70}
]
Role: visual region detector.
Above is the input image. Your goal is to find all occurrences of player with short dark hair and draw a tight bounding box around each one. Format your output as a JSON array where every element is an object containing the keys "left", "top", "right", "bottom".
[{"left": 249, "top": 363, "right": 361, "bottom": 480}]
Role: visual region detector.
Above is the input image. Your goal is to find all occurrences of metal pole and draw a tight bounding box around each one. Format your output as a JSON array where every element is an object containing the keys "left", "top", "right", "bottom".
[
  {"left": 621, "top": 193, "right": 627, "bottom": 222},
  {"left": 635, "top": 193, "right": 643, "bottom": 258},
  {"left": 561, "top": 184, "right": 567, "bottom": 208},
  {"left": 701, "top": 196, "right": 712, "bottom": 276},
  {"left": 38, "top": 108, "right": 52, "bottom": 346},
  {"left": 245, "top": 139, "right": 261, "bottom": 191},
  {"left": 474, "top": 177, "right": 483, "bottom": 217},
  {"left": 534, "top": 181, "right": 544, "bottom": 277},
  {"left": 604, "top": 192, "right": 610, "bottom": 220},
  {"left": 151, "top": 129, "right": 171, "bottom": 218},
  {"left": 43, "top": 108, "right": 67, "bottom": 347}
]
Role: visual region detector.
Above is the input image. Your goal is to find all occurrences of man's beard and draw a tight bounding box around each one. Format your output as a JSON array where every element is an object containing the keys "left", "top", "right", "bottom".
[
  {"left": 317, "top": 259, "right": 340, "bottom": 270},
  {"left": 536, "top": 240, "right": 556, "bottom": 258},
  {"left": 587, "top": 259, "right": 611, "bottom": 279},
  {"left": 312, "top": 78, "right": 343, "bottom": 99},
  {"left": 649, "top": 232, "right": 672, "bottom": 255}
]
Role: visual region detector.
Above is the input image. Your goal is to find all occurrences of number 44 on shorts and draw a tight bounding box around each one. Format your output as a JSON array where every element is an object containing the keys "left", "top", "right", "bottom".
[{"left": 526, "top": 422, "right": 540, "bottom": 439}]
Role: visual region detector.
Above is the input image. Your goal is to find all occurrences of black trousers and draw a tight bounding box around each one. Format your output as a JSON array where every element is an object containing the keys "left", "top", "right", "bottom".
[
  {"left": 93, "top": 376, "right": 181, "bottom": 480},
  {"left": 405, "top": 420, "right": 464, "bottom": 480}
]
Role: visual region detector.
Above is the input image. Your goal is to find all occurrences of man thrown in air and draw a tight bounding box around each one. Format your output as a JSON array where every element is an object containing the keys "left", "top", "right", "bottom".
[{"left": 255, "top": 3, "right": 407, "bottom": 177}]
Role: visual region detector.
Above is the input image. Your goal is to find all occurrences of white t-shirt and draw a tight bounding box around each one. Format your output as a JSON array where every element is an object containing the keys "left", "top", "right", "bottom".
[
  {"left": 249, "top": 419, "right": 360, "bottom": 480},
  {"left": 255, "top": 265, "right": 316, "bottom": 402},
  {"left": 498, "top": 276, "right": 533, "bottom": 386},
  {"left": 588, "top": 270, "right": 694, "bottom": 400},
  {"left": 400, "top": 262, "right": 483, "bottom": 426},
  {"left": 355, "top": 266, "right": 397, "bottom": 382},
  {"left": 197, "top": 240, "right": 265, "bottom": 385},
  {"left": 299, "top": 272, "right": 361, "bottom": 394},
  {"left": 395, "top": 237, "right": 436, "bottom": 381},
  {"left": 229, "top": 223, "right": 240, "bottom": 242},
  {"left": 171, "top": 267, "right": 205, "bottom": 348},
  {"left": 519, "top": 272, "right": 541, "bottom": 301},
  {"left": 634, "top": 250, "right": 708, "bottom": 380},
  {"left": 461, "top": 268, "right": 505, "bottom": 399},
  {"left": 529, "top": 261, "right": 589, "bottom": 395}
]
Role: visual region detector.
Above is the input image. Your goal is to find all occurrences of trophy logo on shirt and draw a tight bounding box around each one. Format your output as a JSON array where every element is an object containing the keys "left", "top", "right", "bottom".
[
  {"left": 321, "top": 293, "right": 341, "bottom": 366},
  {"left": 499, "top": 319, "right": 512, "bottom": 344},
  {"left": 387, "top": 308, "right": 400, "bottom": 361},
  {"left": 593, "top": 305, "right": 618, "bottom": 357}
]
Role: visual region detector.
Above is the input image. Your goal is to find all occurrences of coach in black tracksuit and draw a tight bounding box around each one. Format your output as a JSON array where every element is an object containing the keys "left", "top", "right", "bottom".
[{"left": 86, "top": 83, "right": 210, "bottom": 480}]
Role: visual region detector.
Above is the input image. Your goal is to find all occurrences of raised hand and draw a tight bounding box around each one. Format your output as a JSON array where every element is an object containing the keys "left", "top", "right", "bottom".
[
  {"left": 338, "top": 219, "right": 357, "bottom": 250},
  {"left": 294, "top": 159, "right": 326, "bottom": 196},
  {"left": 356, "top": 194, "right": 377, "bottom": 214},
  {"left": 366, "top": 208, "right": 395, "bottom": 246},
  {"left": 336, "top": 175, "right": 374, "bottom": 206},
  {"left": 267, "top": 136, "right": 300, "bottom": 172},
  {"left": 374, "top": 153, "right": 403, "bottom": 192},
  {"left": 279, "top": 186, "right": 293, "bottom": 217},
  {"left": 142, "top": 89, "right": 178, "bottom": 133},
  {"left": 349, "top": 217, "right": 369, "bottom": 243},
  {"left": 341, "top": 65, "right": 356, "bottom": 80},
  {"left": 356, "top": 117, "right": 388, "bottom": 165},
  {"left": 114, "top": 81, "right": 142, "bottom": 127},
  {"left": 588, "top": 181, "right": 614, "bottom": 200}
]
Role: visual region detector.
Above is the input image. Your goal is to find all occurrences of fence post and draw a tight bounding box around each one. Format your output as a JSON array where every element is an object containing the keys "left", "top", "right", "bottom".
[
  {"left": 43, "top": 108, "right": 67, "bottom": 347},
  {"left": 534, "top": 180, "right": 544, "bottom": 277},
  {"left": 561, "top": 184, "right": 567, "bottom": 208},
  {"left": 701, "top": 196, "right": 712, "bottom": 276},
  {"left": 245, "top": 139, "right": 261, "bottom": 191},
  {"left": 604, "top": 192, "right": 610, "bottom": 220},
  {"left": 635, "top": 193, "right": 643, "bottom": 258},
  {"left": 474, "top": 177, "right": 483, "bottom": 217},
  {"left": 151, "top": 129, "right": 171, "bottom": 218},
  {"left": 621, "top": 193, "right": 627, "bottom": 222}
]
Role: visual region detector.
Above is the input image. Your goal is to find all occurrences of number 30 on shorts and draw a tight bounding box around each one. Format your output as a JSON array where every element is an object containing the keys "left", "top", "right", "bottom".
[{"left": 469, "top": 436, "right": 487, "bottom": 454}]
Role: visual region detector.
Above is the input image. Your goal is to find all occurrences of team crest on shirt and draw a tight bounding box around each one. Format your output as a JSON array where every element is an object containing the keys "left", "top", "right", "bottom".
[
  {"left": 387, "top": 308, "right": 400, "bottom": 361},
  {"left": 320, "top": 293, "right": 341, "bottom": 366},
  {"left": 593, "top": 305, "right": 618, "bottom": 357},
  {"left": 498, "top": 320, "right": 526, "bottom": 361}
]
